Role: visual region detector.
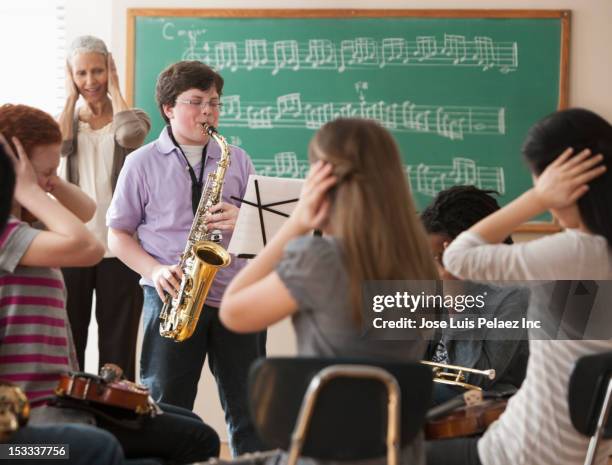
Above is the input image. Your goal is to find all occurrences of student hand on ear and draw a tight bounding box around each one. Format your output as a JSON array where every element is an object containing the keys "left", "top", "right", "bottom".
[
  {"left": 289, "top": 160, "right": 337, "bottom": 234},
  {"left": 65, "top": 61, "right": 79, "bottom": 103},
  {"left": 533, "top": 147, "right": 606, "bottom": 209}
]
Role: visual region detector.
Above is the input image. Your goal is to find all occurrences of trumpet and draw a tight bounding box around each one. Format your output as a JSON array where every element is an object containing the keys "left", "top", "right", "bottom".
[{"left": 421, "top": 361, "right": 496, "bottom": 391}]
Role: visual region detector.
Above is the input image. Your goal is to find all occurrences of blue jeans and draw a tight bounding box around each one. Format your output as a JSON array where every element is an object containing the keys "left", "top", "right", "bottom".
[
  {"left": 140, "top": 285, "right": 266, "bottom": 456},
  {"left": 8, "top": 423, "right": 159, "bottom": 465}
]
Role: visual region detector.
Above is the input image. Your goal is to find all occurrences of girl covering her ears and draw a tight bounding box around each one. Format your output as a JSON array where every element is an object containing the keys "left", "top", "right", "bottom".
[
  {"left": 427, "top": 108, "right": 612, "bottom": 465},
  {"left": 0, "top": 130, "right": 104, "bottom": 413},
  {"left": 0, "top": 137, "right": 157, "bottom": 465},
  {"left": 0, "top": 132, "right": 220, "bottom": 465},
  {"left": 220, "top": 118, "right": 440, "bottom": 465}
]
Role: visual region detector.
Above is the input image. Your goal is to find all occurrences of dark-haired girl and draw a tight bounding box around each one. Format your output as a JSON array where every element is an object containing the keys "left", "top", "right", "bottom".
[{"left": 430, "top": 108, "right": 612, "bottom": 465}]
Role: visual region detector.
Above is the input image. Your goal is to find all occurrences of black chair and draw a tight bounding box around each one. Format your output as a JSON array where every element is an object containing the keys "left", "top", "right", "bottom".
[
  {"left": 568, "top": 351, "right": 612, "bottom": 465},
  {"left": 248, "top": 357, "right": 433, "bottom": 465}
]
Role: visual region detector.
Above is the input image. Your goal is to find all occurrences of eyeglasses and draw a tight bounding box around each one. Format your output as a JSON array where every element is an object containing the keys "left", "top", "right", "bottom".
[{"left": 175, "top": 99, "right": 223, "bottom": 111}]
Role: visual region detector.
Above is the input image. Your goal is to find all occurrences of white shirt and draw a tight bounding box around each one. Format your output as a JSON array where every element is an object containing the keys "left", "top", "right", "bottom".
[
  {"left": 444, "top": 229, "right": 612, "bottom": 465},
  {"left": 60, "top": 121, "right": 115, "bottom": 257},
  {"left": 180, "top": 144, "right": 205, "bottom": 168}
]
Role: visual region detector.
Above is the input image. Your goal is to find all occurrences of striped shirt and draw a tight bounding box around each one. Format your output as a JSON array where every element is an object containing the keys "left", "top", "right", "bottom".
[
  {"left": 443, "top": 229, "right": 612, "bottom": 465},
  {"left": 0, "top": 218, "right": 78, "bottom": 408}
]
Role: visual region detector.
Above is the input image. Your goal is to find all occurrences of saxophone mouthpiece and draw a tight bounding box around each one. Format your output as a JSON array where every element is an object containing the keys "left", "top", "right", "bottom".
[{"left": 201, "top": 123, "right": 218, "bottom": 136}]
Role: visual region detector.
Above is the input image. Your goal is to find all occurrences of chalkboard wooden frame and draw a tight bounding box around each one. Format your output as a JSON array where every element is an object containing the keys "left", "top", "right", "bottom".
[{"left": 126, "top": 9, "right": 571, "bottom": 233}]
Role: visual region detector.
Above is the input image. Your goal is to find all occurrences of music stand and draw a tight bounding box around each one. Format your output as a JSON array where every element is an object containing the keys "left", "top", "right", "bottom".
[{"left": 229, "top": 175, "right": 304, "bottom": 259}]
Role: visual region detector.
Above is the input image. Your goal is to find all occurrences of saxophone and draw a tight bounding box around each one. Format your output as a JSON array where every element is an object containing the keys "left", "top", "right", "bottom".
[{"left": 159, "top": 123, "right": 232, "bottom": 342}]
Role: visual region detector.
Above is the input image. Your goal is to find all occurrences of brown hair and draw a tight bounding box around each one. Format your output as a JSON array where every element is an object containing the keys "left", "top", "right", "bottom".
[
  {"left": 0, "top": 104, "right": 62, "bottom": 156},
  {"left": 308, "top": 118, "right": 439, "bottom": 322},
  {"left": 155, "top": 61, "right": 224, "bottom": 124}
]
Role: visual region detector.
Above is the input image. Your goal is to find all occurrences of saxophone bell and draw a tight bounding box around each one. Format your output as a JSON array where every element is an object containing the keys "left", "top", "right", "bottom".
[{"left": 195, "top": 241, "right": 231, "bottom": 267}]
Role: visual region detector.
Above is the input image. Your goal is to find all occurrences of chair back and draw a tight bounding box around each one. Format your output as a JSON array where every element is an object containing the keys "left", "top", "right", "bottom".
[
  {"left": 248, "top": 357, "right": 432, "bottom": 461},
  {"left": 568, "top": 351, "right": 612, "bottom": 437}
]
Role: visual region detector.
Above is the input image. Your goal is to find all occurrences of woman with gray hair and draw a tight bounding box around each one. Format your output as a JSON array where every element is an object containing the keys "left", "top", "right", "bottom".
[{"left": 58, "top": 35, "right": 151, "bottom": 380}]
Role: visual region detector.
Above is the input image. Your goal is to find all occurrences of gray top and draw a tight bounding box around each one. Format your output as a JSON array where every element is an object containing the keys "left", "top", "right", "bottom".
[
  {"left": 276, "top": 235, "right": 427, "bottom": 465},
  {"left": 277, "top": 235, "right": 428, "bottom": 362}
]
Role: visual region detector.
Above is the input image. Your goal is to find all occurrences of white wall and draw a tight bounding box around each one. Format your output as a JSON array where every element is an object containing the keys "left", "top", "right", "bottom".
[
  {"left": 65, "top": 0, "right": 112, "bottom": 49},
  {"left": 71, "top": 0, "right": 612, "bottom": 443}
]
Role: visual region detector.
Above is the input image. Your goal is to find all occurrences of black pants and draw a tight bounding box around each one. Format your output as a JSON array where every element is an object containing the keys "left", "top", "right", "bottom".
[
  {"left": 426, "top": 437, "right": 482, "bottom": 465},
  {"left": 62, "top": 258, "right": 143, "bottom": 380},
  {"left": 97, "top": 403, "right": 220, "bottom": 465}
]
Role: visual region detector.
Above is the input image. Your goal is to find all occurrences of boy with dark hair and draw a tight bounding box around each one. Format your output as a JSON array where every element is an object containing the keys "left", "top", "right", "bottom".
[
  {"left": 421, "top": 185, "right": 513, "bottom": 247},
  {"left": 421, "top": 186, "right": 529, "bottom": 403},
  {"left": 107, "top": 60, "right": 265, "bottom": 455}
]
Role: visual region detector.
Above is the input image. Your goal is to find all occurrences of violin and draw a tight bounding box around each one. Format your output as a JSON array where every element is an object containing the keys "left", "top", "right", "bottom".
[
  {"left": 425, "top": 399, "right": 507, "bottom": 439},
  {"left": 55, "top": 364, "right": 154, "bottom": 415},
  {"left": 425, "top": 389, "right": 513, "bottom": 440}
]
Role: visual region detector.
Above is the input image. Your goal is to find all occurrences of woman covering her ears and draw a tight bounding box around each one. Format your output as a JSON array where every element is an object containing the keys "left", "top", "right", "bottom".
[{"left": 58, "top": 35, "right": 151, "bottom": 380}]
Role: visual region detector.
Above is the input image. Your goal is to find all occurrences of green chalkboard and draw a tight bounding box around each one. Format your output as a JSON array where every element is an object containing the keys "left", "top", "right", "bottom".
[{"left": 127, "top": 9, "right": 570, "bottom": 229}]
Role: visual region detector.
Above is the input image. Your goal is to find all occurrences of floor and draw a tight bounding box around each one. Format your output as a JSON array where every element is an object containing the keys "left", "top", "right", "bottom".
[{"left": 217, "top": 445, "right": 612, "bottom": 463}]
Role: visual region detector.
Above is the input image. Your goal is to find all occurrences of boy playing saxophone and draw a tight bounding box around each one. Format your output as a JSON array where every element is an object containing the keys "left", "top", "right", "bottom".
[{"left": 107, "top": 61, "right": 265, "bottom": 455}]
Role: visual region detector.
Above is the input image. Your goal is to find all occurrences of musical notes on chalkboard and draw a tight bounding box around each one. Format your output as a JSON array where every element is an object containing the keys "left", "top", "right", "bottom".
[
  {"left": 163, "top": 25, "right": 519, "bottom": 74},
  {"left": 408, "top": 157, "right": 505, "bottom": 196},
  {"left": 252, "top": 152, "right": 311, "bottom": 179},
  {"left": 136, "top": 13, "right": 567, "bottom": 213},
  {"left": 221, "top": 93, "right": 506, "bottom": 140},
  {"left": 252, "top": 152, "right": 505, "bottom": 197}
]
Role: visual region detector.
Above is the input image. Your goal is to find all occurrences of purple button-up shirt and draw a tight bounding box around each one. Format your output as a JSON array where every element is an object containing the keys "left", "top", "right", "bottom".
[{"left": 106, "top": 126, "right": 255, "bottom": 307}]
